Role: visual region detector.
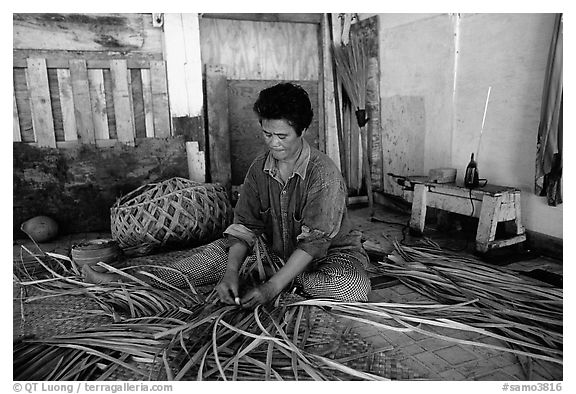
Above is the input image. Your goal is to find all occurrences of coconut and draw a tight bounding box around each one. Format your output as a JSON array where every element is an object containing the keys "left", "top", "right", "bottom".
[{"left": 20, "top": 216, "right": 58, "bottom": 243}]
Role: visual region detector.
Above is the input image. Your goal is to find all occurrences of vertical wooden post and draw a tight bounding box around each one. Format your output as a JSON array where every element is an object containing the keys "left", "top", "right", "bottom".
[
  {"left": 13, "top": 91, "right": 21, "bottom": 142},
  {"left": 360, "top": 125, "right": 374, "bottom": 216},
  {"left": 409, "top": 183, "right": 428, "bottom": 234},
  {"left": 476, "top": 195, "right": 503, "bottom": 253},
  {"left": 326, "top": 13, "right": 347, "bottom": 182},
  {"left": 316, "top": 15, "right": 325, "bottom": 154},
  {"left": 27, "top": 58, "right": 56, "bottom": 147},
  {"left": 87, "top": 69, "right": 110, "bottom": 140},
  {"left": 367, "top": 56, "right": 382, "bottom": 191},
  {"left": 56, "top": 69, "right": 78, "bottom": 142},
  {"left": 513, "top": 191, "right": 525, "bottom": 236},
  {"left": 162, "top": 13, "right": 204, "bottom": 119},
  {"left": 342, "top": 99, "right": 352, "bottom": 190},
  {"left": 205, "top": 65, "right": 231, "bottom": 195},
  {"left": 187, "top": 141, "right": 206, "bottom": 183},
  {"left": 149, "top": 60, "right": 171, "bottom": 138},
  {"left": 69, "top": 59, "right": 96, "bottom": 144},
  {"left": 140, "top": 69, "right": 155, "bottom": 138},
  {"left": 129, "top": 69, "right": 146, "bottom": 139},
  {"left": 349, "top": 102, "right": 360, "bottom": 192},
  {"left": 110, "top": 59, "right": 136, "bottom": 145}
]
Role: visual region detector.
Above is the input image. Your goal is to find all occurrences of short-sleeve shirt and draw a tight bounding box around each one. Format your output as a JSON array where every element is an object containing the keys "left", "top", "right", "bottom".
[{"left": 224, "top": 139, "right": 363, "bottom": 262}]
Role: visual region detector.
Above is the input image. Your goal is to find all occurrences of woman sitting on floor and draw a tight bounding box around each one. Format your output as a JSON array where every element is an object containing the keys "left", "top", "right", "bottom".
[{"left": 84, "top": 82, "right": 372, "bottom": 308}]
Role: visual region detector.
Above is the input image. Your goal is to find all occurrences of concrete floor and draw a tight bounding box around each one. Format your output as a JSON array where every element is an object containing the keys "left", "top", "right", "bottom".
[
  {"left": 347, "top": 203, "right": 563, "bottom": 381},
  {"left": 13, "top": 202, "right": 563, "bottom": 381}
]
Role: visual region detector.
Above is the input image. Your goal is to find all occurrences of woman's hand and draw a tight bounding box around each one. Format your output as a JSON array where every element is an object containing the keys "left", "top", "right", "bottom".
[
  {"left": 240, "top": 281, "right": 281, "bottom": 308},
  {"left": 215, "top": 270, "right": 240, "bottom": 305}
]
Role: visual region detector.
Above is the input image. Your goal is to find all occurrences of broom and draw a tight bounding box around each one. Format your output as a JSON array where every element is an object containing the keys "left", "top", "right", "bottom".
[{"left": 332, "top": 34, "right": 374, "bottom": 216}]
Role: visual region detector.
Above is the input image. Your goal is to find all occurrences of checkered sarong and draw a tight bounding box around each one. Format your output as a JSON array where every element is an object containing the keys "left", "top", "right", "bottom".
[{"left": 147, "top": 239, "right": 371, "bottom": 302}]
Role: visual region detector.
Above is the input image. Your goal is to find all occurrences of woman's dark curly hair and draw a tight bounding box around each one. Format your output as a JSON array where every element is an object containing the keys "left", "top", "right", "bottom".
[{"left": 253, "top": 83, "right": 313, "bottom": 136}]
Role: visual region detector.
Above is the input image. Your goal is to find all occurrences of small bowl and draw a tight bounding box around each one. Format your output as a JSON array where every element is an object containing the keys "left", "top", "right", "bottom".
[{"left": 71, "top": 239, "right": 121, "bottom": 269}]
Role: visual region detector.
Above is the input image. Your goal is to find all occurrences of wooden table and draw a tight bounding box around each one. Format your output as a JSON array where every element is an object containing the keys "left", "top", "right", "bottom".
[{"left": 406, "top": 178, "right": 526, "bottom": 253}]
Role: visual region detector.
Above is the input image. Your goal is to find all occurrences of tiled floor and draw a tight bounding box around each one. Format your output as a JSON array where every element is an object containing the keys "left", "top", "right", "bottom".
[
  {"left": 13, "top": 203, "right": 563, "bottom": 381},
  {"left": 347, "top": 203, "right": 563, "bottom": 381},
  {"left": 358, "top": 283, "right": 557, "bottom": 380}
]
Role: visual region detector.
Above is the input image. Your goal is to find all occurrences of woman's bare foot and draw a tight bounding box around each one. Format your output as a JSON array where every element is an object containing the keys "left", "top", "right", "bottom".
[{"left": 82, "top": 264, "right": 122, "bottom": 284}]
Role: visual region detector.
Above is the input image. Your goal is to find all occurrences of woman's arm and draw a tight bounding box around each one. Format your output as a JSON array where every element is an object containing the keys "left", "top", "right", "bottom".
[
  {"left": 240, "top": 248, "right": 313, "bottom": 308},
  {"left": 218, "top": 160, "right": 263, "bottom": 304},
  {"left": 215, "top": 240, "right": 250, "bottom": 304}
]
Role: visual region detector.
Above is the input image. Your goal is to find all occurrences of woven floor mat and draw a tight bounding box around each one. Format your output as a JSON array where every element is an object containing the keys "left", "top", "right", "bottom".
[
  {"left": 105, "top": 305, "right": 412, "bottom": 381},
  {"left": 14, "top": 284, "right": 414, "bottom": 380},
  {"left": 13, "top": 247, "right": 416, "bottom": 381},
  {"left": 118, "top": 249, "right": 415, "bottom": 379},
  {"left": 14, "top": 285, "right": 112, "bottom": 340},
  {"left": 298, "top": 304, "right": 415, "bottom": 380}
]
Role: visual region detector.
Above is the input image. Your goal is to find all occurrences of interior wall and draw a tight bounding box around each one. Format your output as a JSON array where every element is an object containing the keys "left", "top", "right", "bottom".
[
  {"left": 375, "top": 14, "right": 455, "bottom": 197},
  {"left": 363, "top": 13, "right": 562, "bottom": 240},
  {"left": 454, "top": 13, "right": 561, "bottom": 239}
]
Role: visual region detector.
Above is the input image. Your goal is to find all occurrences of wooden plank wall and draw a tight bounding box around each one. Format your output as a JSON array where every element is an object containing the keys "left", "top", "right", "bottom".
[
  {"left": 12, "top": 13, "right": 195, "bottom": 238},
  {"left": 13, "top": 13, "right": 169, "bottom": 147},
  {"left": 227, "top": 80, "right": 320, "bottom": 186},
  {"left": 206, "top": 65, "right": 231, "bottom": 191},
  {"left": 199, "top": 17, "right": 320, "bottom": 81},
  {"left": 199, "top": 15, "right": 381, "bottom": 197},
  {"left": 13, "top": 58, "right": 171, "bottom": 147},
  {"left": 26, "top": 58, "right": 56, "bottom": 148},
  {"left": 199, "top": 16, "right": 323, "bottom": 186},
  {"left": 13, "top": 13, "right": 162, "bottom": 57}
]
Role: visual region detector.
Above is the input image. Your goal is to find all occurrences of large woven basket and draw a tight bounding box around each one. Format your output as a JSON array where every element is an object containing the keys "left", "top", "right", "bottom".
[{"left": 110, "top": 177, "right": 233, "bottom": 250}]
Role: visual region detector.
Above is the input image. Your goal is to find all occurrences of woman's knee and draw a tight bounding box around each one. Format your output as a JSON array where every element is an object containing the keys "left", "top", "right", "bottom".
[
  {"left": 299, "top": 263, "right": 371, "bottom": 302},
  {"left": 169, "top": 238, "right": 229, "bottom": 284},
  {"left": 332, "top": 270, "right": 371, "bottom": 301}
]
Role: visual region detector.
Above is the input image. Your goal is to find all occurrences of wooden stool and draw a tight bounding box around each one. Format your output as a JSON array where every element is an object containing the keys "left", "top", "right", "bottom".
[{"left": 408, "top": 180, "right": 526, "bottom": 253}]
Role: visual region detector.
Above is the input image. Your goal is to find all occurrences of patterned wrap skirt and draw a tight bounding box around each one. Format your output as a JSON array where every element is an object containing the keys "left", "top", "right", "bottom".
[{"left": 146, "top": 238, "right": 371, "bottom": 302}]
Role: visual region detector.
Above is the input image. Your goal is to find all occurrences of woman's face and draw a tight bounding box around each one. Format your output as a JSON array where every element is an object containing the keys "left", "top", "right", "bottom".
[{"left": 261, "top": 119, "right": 304, "bottom": 162}]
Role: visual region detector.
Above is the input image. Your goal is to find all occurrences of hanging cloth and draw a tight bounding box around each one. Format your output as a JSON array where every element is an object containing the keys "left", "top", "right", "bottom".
[{"left": 535, "top": 14, "right": 563, "bottom": 206}]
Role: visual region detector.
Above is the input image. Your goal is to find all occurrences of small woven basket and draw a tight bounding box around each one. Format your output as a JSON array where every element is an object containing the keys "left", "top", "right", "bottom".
[{"left": 110, "top": 177, "right": 233, "bottom": 250}]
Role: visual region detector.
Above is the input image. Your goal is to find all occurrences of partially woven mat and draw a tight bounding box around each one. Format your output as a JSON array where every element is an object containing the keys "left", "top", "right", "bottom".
[
  {"left": 13, "top": 248, "right": 415, "bottom": 381},
  {"left": 13, "top": 245, "right": 207, "bottom": 340},
  {"left": 14, "top": 285, "right": 112, "bottom": 340}
]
